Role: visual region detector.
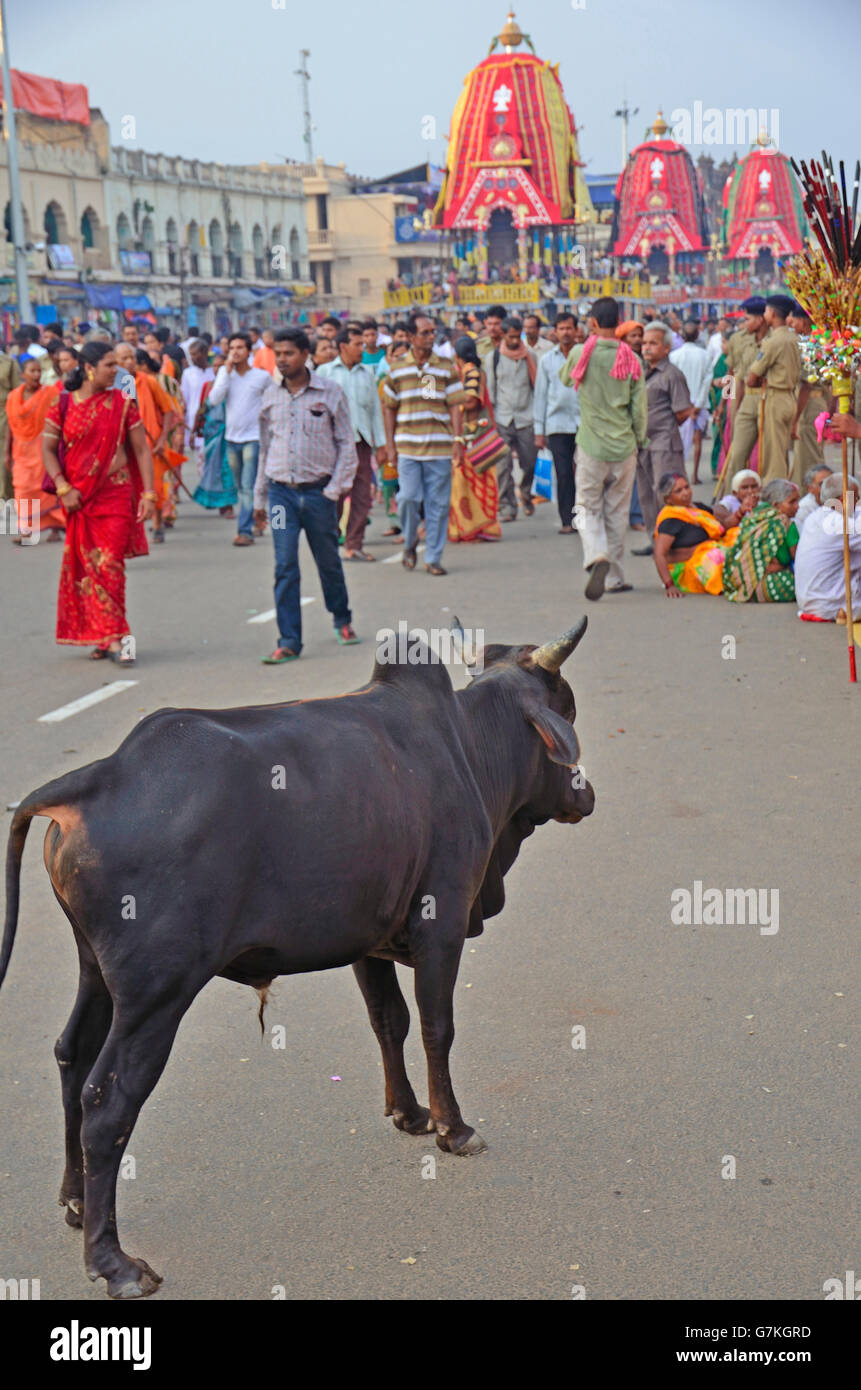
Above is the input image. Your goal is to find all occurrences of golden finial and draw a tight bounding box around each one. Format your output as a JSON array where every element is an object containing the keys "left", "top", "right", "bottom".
[
  {"left": 650, "top": 108, "right": 669, "bottom": 138},
  {"left": 488, "top": 9, "right": 535, "bottom": 54}
]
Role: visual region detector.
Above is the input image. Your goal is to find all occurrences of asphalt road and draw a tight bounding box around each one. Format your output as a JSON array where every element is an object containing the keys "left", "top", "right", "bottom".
[{"left": 0, "top": 489, "right": 856, "bottom": 1301}]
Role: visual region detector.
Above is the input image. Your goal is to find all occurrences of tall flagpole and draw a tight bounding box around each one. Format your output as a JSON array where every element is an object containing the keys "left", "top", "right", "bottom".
[{"left": 0, "top": 0, "right": 32, "bottom": 324}]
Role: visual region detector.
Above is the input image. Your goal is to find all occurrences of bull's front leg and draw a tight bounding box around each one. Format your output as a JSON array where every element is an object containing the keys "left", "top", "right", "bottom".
[
  {"left": 352, "top": 957, "right": 433, "bottom": 1135},
  {"left": 412, "top": 917, "right": 487, "bottom": 1156}
]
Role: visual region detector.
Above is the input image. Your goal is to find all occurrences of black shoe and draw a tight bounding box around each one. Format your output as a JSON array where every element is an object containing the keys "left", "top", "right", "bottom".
[
  {"left": 584, "top": 558, "right": 610, "bottom": 601},
  {"left": 631, "top": 543, "right": 653, "bottom": 556}
]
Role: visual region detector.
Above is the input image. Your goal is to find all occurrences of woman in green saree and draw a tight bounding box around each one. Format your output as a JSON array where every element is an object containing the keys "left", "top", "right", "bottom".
[
  {"left": 722, "top": 479, "right": 801, "bottom": 603},
  {"left": 709, "top": 339, "right": 730, "bottom": 479}
]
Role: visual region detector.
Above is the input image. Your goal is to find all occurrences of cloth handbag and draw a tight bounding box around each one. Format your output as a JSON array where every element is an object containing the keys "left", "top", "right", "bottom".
[
  {"left": 41, "top": 389, "right": 70, "bottom": 494},
  {"left": 465, "top": 416, "right": 508, "bottom": 475}
]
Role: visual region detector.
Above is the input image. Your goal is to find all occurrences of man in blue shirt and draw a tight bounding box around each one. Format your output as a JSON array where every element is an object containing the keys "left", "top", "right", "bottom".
[{"left": 533, "top": 311, "right": 581, "bottom": 533}]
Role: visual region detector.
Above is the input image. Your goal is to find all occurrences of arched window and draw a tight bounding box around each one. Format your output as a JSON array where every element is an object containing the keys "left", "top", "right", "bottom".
[
  {"left": 44, "top": 201, "right": 68, "bottom": 245},
  {"left": 187, "top": 220, "right": 200, "bottom": 276},
  {"left": 289, "top": 226, "right": 301, "bottom": 281},
  {"left": 228, "top": 222, "right": 243, "bottom": 278},
  {"left": 116, "top": 213, "right": 132, "bottom": 250},
  {"left": 165, "top": 218, "right": 178, "bottom": 274},
  {"left": 209, "top": 219, "right": 223, "bottom": 276},
  {"left": 270, "top": 224, "right": 281, "bottom": 279},
  {"left": 80, "top": 207, "right": 100, "bottom": 249},
  {"left": 252, "top": 224, "right": 264, "bottom": 278},
  {"left": 4, "top": 201, "right": 31, "bottom": 244}
]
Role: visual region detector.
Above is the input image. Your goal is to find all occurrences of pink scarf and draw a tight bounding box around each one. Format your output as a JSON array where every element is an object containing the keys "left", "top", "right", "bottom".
[{"left": 571, "top": 335, "right": 642, "bottom": 389}]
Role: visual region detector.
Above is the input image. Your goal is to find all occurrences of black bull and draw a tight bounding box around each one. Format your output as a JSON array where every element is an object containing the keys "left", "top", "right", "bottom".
[{"left": 1, "top": 622, "right": 594, "bottom": 1299}]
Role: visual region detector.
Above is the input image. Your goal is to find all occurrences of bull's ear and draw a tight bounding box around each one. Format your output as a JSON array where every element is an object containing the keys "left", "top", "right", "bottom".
[{"left": 526, "top": 706, "right": 581, "bottom": 766}]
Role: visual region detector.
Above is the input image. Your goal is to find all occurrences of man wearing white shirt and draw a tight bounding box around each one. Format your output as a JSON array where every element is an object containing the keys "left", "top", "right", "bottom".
[
  {"left": 670, "top": 321, "right": 713, "bottom": 481},
  {"left": 533, "top": 311, "right": 580, "bottom": 532},
  {"left": 795, "top": 464, "right": 833, "bottom": 532},
  {"left": 207, "top": 332, "right": 272, "bottom": 545},
  {"left": 794, "top": 474, "right": 861, "bottom": 618},
  {"left": 523, "top": 313, "right": 554, "bottom": 359},
  {"left": 180, "top": 339, "right": 215, "bottom": 454}
]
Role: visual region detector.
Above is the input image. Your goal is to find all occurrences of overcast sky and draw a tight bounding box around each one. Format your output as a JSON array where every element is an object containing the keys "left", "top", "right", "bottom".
[{"left": 9, "top": 0, "right": 858, "bottom": 178}]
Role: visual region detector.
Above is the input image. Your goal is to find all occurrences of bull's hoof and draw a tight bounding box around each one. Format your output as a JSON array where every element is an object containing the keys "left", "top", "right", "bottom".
[
  {"left": 62, "top": 1196, "right": 84, "bottom": 1229},
  {"left": 89, "top": 1257, "right": 163, "bottom": 1300},
  {"left": 392, "top": 1106, "right": 434, "bottom": 1135},
  {"left": 436, "top": 1127, "right": 488, "bottom": 1156}
]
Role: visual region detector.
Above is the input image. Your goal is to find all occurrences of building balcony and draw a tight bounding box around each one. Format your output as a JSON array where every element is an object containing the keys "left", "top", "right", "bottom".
[{"left": 308, "top": 228, "right": 333, "bottom": 249}]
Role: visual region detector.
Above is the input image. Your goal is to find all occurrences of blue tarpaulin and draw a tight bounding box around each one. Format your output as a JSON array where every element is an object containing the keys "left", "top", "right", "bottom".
[{"left": 85, "top": 285, "right": 124, "bottom": 311}]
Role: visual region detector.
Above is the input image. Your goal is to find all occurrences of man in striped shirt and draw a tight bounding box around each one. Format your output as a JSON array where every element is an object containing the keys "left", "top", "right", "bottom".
[{"left": 382, "top": 313, "right": 464, "bottom": 575}]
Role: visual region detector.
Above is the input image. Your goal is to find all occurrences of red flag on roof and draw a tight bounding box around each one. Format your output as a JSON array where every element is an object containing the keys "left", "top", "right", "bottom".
[{"left": 0, "top": 69, "right": 89, "bottom": 125}]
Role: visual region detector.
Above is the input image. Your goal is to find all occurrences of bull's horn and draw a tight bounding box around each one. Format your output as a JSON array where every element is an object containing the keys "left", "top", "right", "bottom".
[
  {"left": 450, "top": 615, "right": 465, "bottom": 637},
  {"left": 531, "top": 617, "right": 587, "bottom": 672}
]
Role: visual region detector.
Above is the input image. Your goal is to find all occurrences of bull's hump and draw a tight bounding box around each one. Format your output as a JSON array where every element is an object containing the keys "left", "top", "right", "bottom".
[{"left": 371, "top": 657, "right": 455, "bottom": 697}]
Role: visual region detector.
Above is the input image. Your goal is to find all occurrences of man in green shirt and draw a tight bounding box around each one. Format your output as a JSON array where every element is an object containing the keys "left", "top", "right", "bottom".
[{"left": 560, "top": 297, "right": 647, "bottom": 599}]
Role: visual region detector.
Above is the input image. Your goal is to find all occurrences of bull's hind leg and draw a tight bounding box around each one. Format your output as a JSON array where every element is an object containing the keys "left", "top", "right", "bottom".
[
  {"left": 54, "top": 941, "right": 113, "bottom": 1228},
  {"left": 80, "top": 995, "right": 191, "bottom": 1299},
  {"left": 413, "top": 927, "right": 487, "bottom": 1156},
  {"left": 353, "top": 958, "right": 433, "bottom": 1134}
]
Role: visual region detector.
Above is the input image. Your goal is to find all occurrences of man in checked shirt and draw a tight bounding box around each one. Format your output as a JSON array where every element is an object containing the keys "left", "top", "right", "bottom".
[{"left": 253, "top": 327, "right": 360, "bottom": 663}]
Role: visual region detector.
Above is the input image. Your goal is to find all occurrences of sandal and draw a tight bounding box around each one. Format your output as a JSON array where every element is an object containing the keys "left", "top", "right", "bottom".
[
  {"left": 90, "top": 647, "right": 110, "bottom": 660},
  {"left": 343, "top": 549, "right": 376, "bottom": 562},
  {"left": 107, "top": 648, "right": 136, "bottom": 667},
  {"left": 425, "top": 563, "right": 447, "bottom": 577},
  {"left": 262, "top": 646, "right": 299, "bottom": 664}
]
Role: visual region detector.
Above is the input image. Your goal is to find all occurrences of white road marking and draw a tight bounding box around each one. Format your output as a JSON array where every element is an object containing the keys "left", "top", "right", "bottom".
[
  {"left": 38, "top": 681, "right": 139, "bottom": 724},
  {"left": 382, "top": 544, "right": 425, "bottom": 565},
  {"left": 248, "top": 598, "right": 315, "bottom": 624}
]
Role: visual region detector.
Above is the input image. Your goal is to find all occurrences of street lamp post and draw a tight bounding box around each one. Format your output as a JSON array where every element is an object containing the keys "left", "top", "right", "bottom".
[{"left": 0, "top": 0, "right": 33, "bottom": 323}]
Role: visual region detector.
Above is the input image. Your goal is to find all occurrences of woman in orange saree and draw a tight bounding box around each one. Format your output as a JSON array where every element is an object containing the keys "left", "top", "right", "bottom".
[
  {"left": 133, "top": 349, "right": 182, "bottom": 542},
  {"left": 5, "top": 358, "right": 66, "bottom": 541},
  {"left": 652, "top": 471, "right": 738, "bottom": 596},
  {"left": 42, "top": 342, "right": 156, "bottom": 663}
]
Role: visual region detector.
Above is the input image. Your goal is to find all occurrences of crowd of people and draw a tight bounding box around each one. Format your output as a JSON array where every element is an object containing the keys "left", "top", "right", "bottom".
[{"left": 1, "top": 292, "right": 859, "bottom": 666}]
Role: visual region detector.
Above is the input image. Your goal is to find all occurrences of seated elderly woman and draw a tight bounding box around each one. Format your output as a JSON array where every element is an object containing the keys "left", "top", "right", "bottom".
[
  {"left": 653, "top": 471, "right": 739, "bottom": 597},
  {"left": 722, "top": 478, "right": 800, "bottom": 603},
  {"left": 794, "top": 473, "right": 861, "bottom": 621},
  {"left": 794, "top": 464, "right": 833, "bottom": 532},
  {"left": 714, "top": 469, "right": 760, "bottom": 528}
]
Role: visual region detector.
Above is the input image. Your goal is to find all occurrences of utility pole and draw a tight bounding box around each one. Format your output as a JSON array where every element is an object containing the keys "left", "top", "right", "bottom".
[
  {"left": 0, "top": 0, "right": 33, "bottom": 323},
  {"left": 295, "top": 50, "right": 313, "bottom": 163},
  {"left": 613, "top": 99, "right": 639, "bottom": 166}
]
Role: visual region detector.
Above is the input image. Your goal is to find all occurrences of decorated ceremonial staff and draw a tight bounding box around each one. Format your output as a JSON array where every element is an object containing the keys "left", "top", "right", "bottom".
[{"left": 787, "top": 153, "right": 861, "bottom": 682}]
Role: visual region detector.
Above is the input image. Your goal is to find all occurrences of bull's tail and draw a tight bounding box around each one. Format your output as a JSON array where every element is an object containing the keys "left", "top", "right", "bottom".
[{"left": 1, "top": 763, "right": 103, "bottom": 991}]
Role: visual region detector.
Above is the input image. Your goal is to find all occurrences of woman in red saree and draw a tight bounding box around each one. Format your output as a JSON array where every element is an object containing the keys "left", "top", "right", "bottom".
[
  {"left": 132, "top": 349, "right": 182, "bottom": 542},
  {"left": 5, "top": 358, "right": 66, "bottom": 541},
  {"left": 42, "top": 341, "right": 156, "bottom": 664}
]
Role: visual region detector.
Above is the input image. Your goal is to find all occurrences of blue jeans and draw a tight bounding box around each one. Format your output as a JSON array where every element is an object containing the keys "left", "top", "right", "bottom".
[
  {"left": 226, "top": 439, "right": 259, "bottom": 536},
  {"left": 397, "top": 455, "right": 452, "bottom": 567},
  {"left": 629, "top": 477, "right": 644, "bottom": 528},
  {"left": 269, "top": 481, "right": 352, "bottom": 654}
]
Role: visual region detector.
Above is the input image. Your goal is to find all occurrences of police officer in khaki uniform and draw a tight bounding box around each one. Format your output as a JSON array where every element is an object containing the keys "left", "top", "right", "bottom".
[
  {"left": 788, "top": 302, "right": 829, "bottom": 485},
  {"left": 726, "top": 297, "right": 770, "bottom": 478},
  {"left": 745, "top": 294, "right": 801, "bottom": 485}
]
